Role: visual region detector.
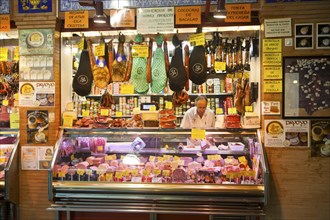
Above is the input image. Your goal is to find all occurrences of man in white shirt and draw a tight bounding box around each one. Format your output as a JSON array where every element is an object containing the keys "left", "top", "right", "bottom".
[{"left": 180, "top": 95, "right": 215, "bottom": 129}]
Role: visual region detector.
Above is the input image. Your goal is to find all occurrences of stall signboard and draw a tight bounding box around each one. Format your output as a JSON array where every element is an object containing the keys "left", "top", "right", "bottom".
[
  {"left": 137, "top": 7, "right": 174, "bottom": 34},
  {"left": 225, "top": 4, "right": 251, "bottom": 23},
  {"left": 175, "top": 6, "right": 201, "bottom": 25},
  {"left": 0, "top": 15, "right": 10, "bottom": 32},
  {"left": 110, "top": 9, "right": 135, "bottom": 27},
  {"left": 264, "top": 18, "right": 292, "bottom": 38},
  {"left": 265, "top": 120, "right": 309, "bottom": 147},
  {"left": 65, "top": 11, "right": 89, "bottom": 29}
]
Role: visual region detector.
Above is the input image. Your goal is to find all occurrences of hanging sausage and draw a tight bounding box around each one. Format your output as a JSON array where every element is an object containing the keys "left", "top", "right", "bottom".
[
  {"left": 72, "top": 38, "right": 93, "bottom": 96},
  {"left": 130, "top": 34, "right": 149, "bottom": 94},
  {"left": 151, "top": 34, "right": 167, "bottom": 93},
  {"left": 112, "top": 33, "right": 127, "bottom": 82},
  {"left": 189, "top": 28, "right": 207, "bottom": 85}
]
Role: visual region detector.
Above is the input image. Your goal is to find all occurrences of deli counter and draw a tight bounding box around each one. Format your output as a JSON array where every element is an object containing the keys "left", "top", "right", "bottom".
[
  {"left": 48, "top": 128, "right": 269, "bottom": 218},
  {"left": 0, "top": 129, "right": 19, "bottom": 219}
]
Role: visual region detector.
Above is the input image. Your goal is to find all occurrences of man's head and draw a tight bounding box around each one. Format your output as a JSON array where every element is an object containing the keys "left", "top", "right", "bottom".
[{"left": 195, "top": 95, "right": 208, "bottom": 117}]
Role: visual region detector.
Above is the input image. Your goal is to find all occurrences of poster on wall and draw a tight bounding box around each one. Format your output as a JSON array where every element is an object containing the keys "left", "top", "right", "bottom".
[
  {"left": 19, "top": 55, "right": 54, "bottom": 80},
  {"left": 19, "top": 82, "right": 55, "bottom": 107},
  {"left": 19, "top": 29, "right": 54, "bottom": 55},
  {"left": 21, "top": 146, "right": 53, "bottom": 170},
  {"left": 264, "top": 120, "right": 309, "bottom": 147},
  {"left": 283, "top": 56, "right": 330, "bottom": 118},
  {"left": 27, "top": 110, "right": 49, "bottom": 144},
  {"left": 311, "top": 120, "right": 330, "bottom": 157},
  {"left": 18, "top": 0, "right": 52, "bottom": 13}
]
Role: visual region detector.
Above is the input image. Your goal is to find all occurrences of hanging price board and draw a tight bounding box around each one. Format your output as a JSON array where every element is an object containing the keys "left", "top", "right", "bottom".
[
  {"left": 94, "top": 44, "right": 105, "bottom": 57},
  {"left": 132, "top": 45, "right": 148, "bottom": 57},
  {"left": 214, "top": 61, "right": 226, "bottom": 71},
  {"left": 189, "top": 33, "right": 205, "bottom": 46}
]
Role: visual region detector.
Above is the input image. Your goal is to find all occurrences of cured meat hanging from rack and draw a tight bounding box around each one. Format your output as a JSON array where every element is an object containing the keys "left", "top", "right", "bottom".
[
  {"left": 189, "top": 28, "right": 207, "bottom": 85},
  {"left": 130, "top": 34, "right": 149, "bottom": 94},
  {"left": 163, "top": 37, "right": 170, "bottom": 93},
  {"left": 146, "top": 37, "right": 153, "bottom": 83},
  {"left": 184, "top": 44, "right": 190, "bottom": 91},
  {"left": 124, "top": 40, "right": 133, "bottom": 81},
  {"left": 168, "top": 34, "right": 187, "bottom": 92},
  {"left": 107, "top": 39, "right": 114, "bottom": 83},
  {"left": 87, "top": 38, "right": 110, "bottom": 89},
  {"left": 151, "top": 34, "right": 167, "bottom": 93},
  {"left": 112, "top": 33, "right": 127, "bottom": 82},
  {"left": 168, "top": 34, "right": 189, "bottom": 107},
  {"left": 72, "top": 38, "right": 93, "bottom": 96}
]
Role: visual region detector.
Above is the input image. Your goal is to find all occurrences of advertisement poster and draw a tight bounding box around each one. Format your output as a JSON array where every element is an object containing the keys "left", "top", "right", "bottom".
[
  {"left": 38, "top": 146, "right": 53, "bottom": 170},
  {"left": 19, "top": 81, "right": 55, "bottom": 107},
  {"left": 311, "top": 120, "right": 330, "bottom": 157},
  {"left": 21, "top": 146, "right": 53, "bottom": 170},
  {"left": 27, "top": 110, "right": 49, "bottom": 144},
  {"left": 21, "top": 146, "right": 38, "bottom": 170},
  {"left": 265, "top": 120, "right": 309, "bottom": 147},
  {"left": 19, "top": 29, "right": 54, "bottom": 55}
]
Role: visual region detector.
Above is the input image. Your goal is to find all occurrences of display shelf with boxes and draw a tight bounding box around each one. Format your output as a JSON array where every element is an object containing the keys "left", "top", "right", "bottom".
[{"left": 48, "top": 128, "right": 269, "bottom": 217}]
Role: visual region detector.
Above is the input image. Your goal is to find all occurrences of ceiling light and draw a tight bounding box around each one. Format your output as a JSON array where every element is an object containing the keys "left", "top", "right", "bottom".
[
  {"left": 214, "top": 0, "right": 227, "bottom": 19},
  {"left": 93, "top": 1, "right": 107, "bottom": 24}
]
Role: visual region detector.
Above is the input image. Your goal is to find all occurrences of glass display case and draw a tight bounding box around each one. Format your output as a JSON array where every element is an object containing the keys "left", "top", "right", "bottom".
[
  {"left": 0, "top": 129, "right": 19, "bottom": 218},
  {"left": 48, "top": 128, "right": 269, "bottom": 217}
]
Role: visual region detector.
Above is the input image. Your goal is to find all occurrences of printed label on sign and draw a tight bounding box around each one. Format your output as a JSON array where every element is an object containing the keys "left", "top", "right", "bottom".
[{"left": 191, "top": 128, "right": 206, "bottom": 140}]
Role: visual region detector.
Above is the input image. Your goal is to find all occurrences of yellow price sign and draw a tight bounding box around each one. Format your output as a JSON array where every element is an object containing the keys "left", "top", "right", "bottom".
[
  {"left": 189, "top": 33, "right": 205, "bottom": 46},
  {"left": 216, "top": 108, "right": 223, "bottom": 115},
  {"left": 162, "top": 170, "right": 170, "bottom": 176},
  {"left": 70, "top": 154, "right": 75, "bottom": 161},
  {"left": 100, "top": 108, "right": 109, "bottom": 116},
  {"left": 58, "top": 172, "right": 66, "bottom": 178},
  {"left": 132, "top": 169, "right": 139, "bottom": 176},
  {"left": 105, "top": 173, "right": 113, "bottom": 181},
  {"left": 149, "top": 156, "right": 156, "bottom": 162},
  {"left": 191, "top": 128, "right": 206, "bottom": 140},
  {"left": 85, "top": 169, "right": 92, "bottom": 175},
  {"left": 94, "top": 44, "right": 105, "bottom": 57},
  {"left": 245, "top": 106, "right": 253, "bottom": 112},
  {"left": 173, "top": 156, "right": 180, "bottom": 161},
  {"left": 120, "top": 84, "right": 134, "bottom": 94},
  {"left": 214, "top": 61, "right": 226, "bottom": 71},
  {"left": 149, "top": 106, "right": 156, "bottom": 111},
  {"left": 157, "top": 156, "right": 164, "bottom": 162},
  {"left": 163, "top": 155, "right": 171, "bottom": 161},
  {"left": 77, "top": 169, "right": 85, "bottom": 176},
  {"left": 14, "top": 47, "right": 19, "bottom": 61},
  {"left": 82, "top": 110, "right": 90, "bottom": 116},
  {"left": 123, "top": 170, "right": 130, "bottom": 177},
  {"left": 170, "top": 161, "right": 179, "bottom": 169},
  {"left": 165, "top": 101, "right": 173, "bottom": 109},
  {"left": 132, "top": 45, "right": 149, "bottom": 58},
  {"left": 115, "top": 111, "right": 123, "bottom": 117},
  {"left": 0, "top": 47, "right": 8, "bottom": 61},
  {"left": 63, "top": 115, "right": 73, "bottom": 127},
  {"left": 106, "top": 154, "right": 116, "bottom": 161},
  {"left": 153, "top": 169, "right": 161, "bottom": 175},
  {"left": 228, "top": 107, "right": 237, "bottom": 115},
  {"left": 115, "top": 171, "right": 123, "bottom": 178},
  {"left": 142, "top": 170, "right": 150, "bottom": 176},
  {"left": 2, "top": 99, "right": 8, "bottom": 106},
  {"left": 120, "top": 155, "right": 125, "bottom": 161},
  {"left": 78, "top": 38, "right": 84, "bottom": 51}
]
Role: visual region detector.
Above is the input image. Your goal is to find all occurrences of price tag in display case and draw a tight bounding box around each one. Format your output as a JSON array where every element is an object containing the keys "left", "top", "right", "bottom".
[
  {"left": 214, "top": 61, "right": 226, "bottom": 71},
  {"left": 245, "top": 106, "right": 253, "bottom": 112},
  {"left": 77, "top": 169, "right": 85, "bottom": 176},
  {"left": 216, "top": 108, "right": 223, "bottom": 115},
  {"left": 63, "top": 115, "right": 73, "bottom": 128},
  {"left": 100, "top": 108, "right": 109, "bottom": 116},
  {"left": 228, "top": 107, "right": 237, "bottom": 115},
  {"left": 165, "top": 101, "right": 173, "bottom": 109},
  {"left": 115, "top": 111, "right": 123, "bottom": 117},
  {"left": 191, "top": 128, "right": 206, "bottom": 140}
]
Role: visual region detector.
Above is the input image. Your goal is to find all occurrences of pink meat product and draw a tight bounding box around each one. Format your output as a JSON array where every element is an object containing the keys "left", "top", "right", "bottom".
[
  {"left": 61, "top": 164, "right": 69, "bottom": 174},
  {"left": 86, "top": 156, "right": 96, "bottom": 165},
  {"left": 53, "top": 164, "right": 61, "bottom": 174},
  {"left": 76, "top": 161, "right": 89, "bottom": 170},
  {"left": 67, "top": 167, "right": 76, "bottom": 175},
  {"left": 180, "top": 157, "right": 193, "bottom": 166},
  {"left": 93, "top": 157, "right": 105, "bottom": 166},
  {"left": 98, "top": 163, "right": 110, "bottom": 171},
  {"left": 172, "top": 168, "right": 187, "bottom": 182},
  {"left": 204, "top": 160, "right": 215, "bottom": 168},
  {"left": 188, "top": 161, "right": 202, "bottom": 170}
]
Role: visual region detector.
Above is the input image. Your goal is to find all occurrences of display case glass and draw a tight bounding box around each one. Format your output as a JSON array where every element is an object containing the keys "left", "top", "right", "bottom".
[
  {"left": 0, "top": 129, "right": 19, "bottom": 204},
  {"left": 48, "top": 128, "right": 268, "bottom": 216}
]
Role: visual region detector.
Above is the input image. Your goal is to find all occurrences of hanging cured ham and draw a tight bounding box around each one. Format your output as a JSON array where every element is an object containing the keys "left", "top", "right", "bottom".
[
  {"left": 72, "top": 38, "right": 93, "bottom": 96},
  {"left": 151, "top": 34, "right": 167, "bottom": 93},
  {"left": 130, "top": 34, "right": 149, "bottom": 94},
  {"left": 112, "top": 33, "right": 127, "bottom": 82},
  {"left": 87, "top": 38, "right": 110, "bottom": 89},
  {"left": 189, "top": 29, "right": 207, "bottom": 85},
  {"left": 168, "top": 34, "right": 187, "bottom": 92}
]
